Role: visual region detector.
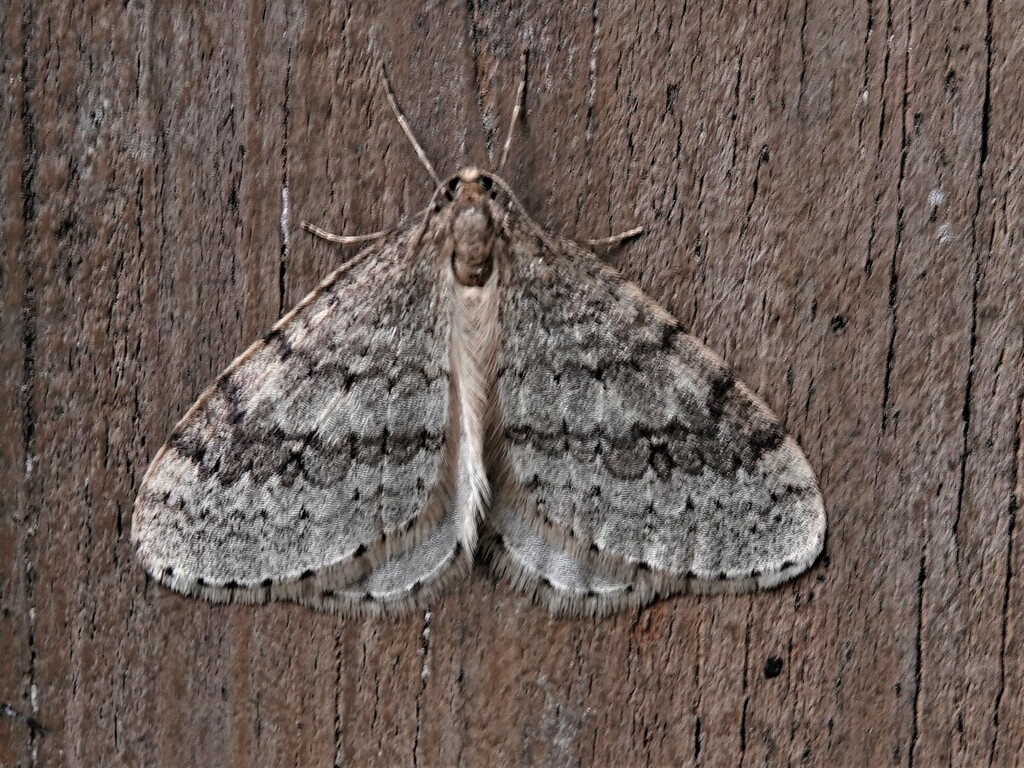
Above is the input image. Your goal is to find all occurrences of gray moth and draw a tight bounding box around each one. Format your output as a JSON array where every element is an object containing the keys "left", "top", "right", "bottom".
[{"left": 132, "top": 68, "right": 825, "bottom": 618}]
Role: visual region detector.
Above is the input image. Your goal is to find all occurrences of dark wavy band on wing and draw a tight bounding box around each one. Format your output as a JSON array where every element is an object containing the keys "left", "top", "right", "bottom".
[
  {"left": 492, "top": 220, "right": 825, "bottom": 600},
  {"left": 132, "top": 225, "right": 457, "bottom": 602}
]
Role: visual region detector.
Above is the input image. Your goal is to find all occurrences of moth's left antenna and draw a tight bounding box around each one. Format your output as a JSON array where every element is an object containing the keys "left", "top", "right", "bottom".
[{"left": 381, "top": 65, "right": 442, "bottom": 189}]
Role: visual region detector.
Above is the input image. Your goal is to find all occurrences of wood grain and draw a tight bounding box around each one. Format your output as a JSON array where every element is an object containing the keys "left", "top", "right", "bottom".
[{"left": 2, "top": 1, "right": 1022, "bottom": 765}]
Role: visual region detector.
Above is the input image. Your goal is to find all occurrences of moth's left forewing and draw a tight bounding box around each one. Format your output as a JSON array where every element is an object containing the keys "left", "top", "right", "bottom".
[
  {"left": 487, "top": 221, "right": 825, "bottom": 615},
  {"left": 132, "top": 225, "right": 464, "bottom": 610}
]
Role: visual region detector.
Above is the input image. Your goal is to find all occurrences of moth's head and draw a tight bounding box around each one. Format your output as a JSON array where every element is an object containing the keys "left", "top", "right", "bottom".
[
  {"left": 440, "top": 167, "right": 502, "bottom": 287},
  {"left": 443, "top": 167, "right": 500, "bottom": 204}
]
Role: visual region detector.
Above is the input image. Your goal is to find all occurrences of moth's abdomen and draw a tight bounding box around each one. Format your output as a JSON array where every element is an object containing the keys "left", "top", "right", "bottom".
[{"left": 449, "top": 267, "right": 501, "bottom": 550}]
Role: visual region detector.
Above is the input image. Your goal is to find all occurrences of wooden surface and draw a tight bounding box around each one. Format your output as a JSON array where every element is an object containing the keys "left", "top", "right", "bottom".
[{"left": 2, "top": 1, "right": 1022, "bottom": 766}]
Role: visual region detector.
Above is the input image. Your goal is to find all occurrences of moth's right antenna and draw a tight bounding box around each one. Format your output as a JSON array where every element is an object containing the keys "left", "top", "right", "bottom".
[
  {"left": 381, "top": 65, "right": 442, "bottom": 188},
  {"left": 498, "top": 50, "right": 528, "bottom": 174}
]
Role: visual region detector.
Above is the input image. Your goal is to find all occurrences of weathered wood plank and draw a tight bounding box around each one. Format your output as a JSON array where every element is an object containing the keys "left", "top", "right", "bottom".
[
  {"left": 1, "top": 4, "right": 38, "bottom": 764},
  {"left": 1, "top": 1, "right": 1021, "bottom": 766}
]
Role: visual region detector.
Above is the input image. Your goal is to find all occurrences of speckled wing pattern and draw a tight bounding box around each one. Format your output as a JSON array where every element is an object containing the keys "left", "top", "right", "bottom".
[
  {"left": 133, "top": 168, "right": 825, "bottom": 618},
  {"left": 485, "top": 223, "right": 825, "bottom": 614},
  {"left": 132, "top": 226, "right": 462, "bottom": 610}
]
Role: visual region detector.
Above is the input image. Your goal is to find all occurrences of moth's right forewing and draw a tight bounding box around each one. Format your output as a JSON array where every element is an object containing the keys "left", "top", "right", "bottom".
[
  {"left": 489, "top": 222, "right": 825, "bottom": 615},
  {"left": 132, "top": 225, "right": 458, "bottom": 604}
]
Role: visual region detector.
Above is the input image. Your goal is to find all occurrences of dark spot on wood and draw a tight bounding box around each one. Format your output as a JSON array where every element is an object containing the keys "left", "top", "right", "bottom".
[
  {"left": 299, "top": 569, "right": 315, "bottom": 580},
  {"left": 666, "top": 82, "right": 679, "bottom": 111},
  {"left": 353, "top": 544, "right": 367, "bottom": 557},
  {"left": 944, "top": 68, "right": 958, "bottom": 96},
  {"left": 764, "top": 655, "right": 784, "bottom": 679}
]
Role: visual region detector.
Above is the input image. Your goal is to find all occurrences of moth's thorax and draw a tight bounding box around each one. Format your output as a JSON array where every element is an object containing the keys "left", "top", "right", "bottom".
[{"left": 442, "top": 167, "right": 501, "bottom": 288}]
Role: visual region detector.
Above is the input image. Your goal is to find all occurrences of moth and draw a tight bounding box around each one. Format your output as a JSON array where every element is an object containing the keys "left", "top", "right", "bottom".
[{"left": 132, "top": 61, "right": 825, "bottom": 617}]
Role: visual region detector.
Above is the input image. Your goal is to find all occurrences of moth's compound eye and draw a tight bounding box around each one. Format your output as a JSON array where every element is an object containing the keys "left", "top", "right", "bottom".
[
  {"left": 444, "top": 177, "right": 459, "bottom": 201},
  {"left": 439, "top": 181, "right": 454, "bottom": 202},
  {"left": 480, "top": 174, "right": 498, "bottom": 199}
]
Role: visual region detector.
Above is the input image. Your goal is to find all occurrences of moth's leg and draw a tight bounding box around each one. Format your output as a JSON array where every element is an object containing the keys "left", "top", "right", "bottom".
[
  {"left": 496, "top": 48, "right": 639, "bottom": 252},
  {"left": 301, "top": 199, "right": 438, "bottom": 246},
  {"left": 583, "top": 226, "right": 645, "bottom": 248},
  {"left": 300, "top": 221, "right": 385, "bottom": 244},
  {"left": 301, "top": 64, "right": 444, "bottom": 244}
]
